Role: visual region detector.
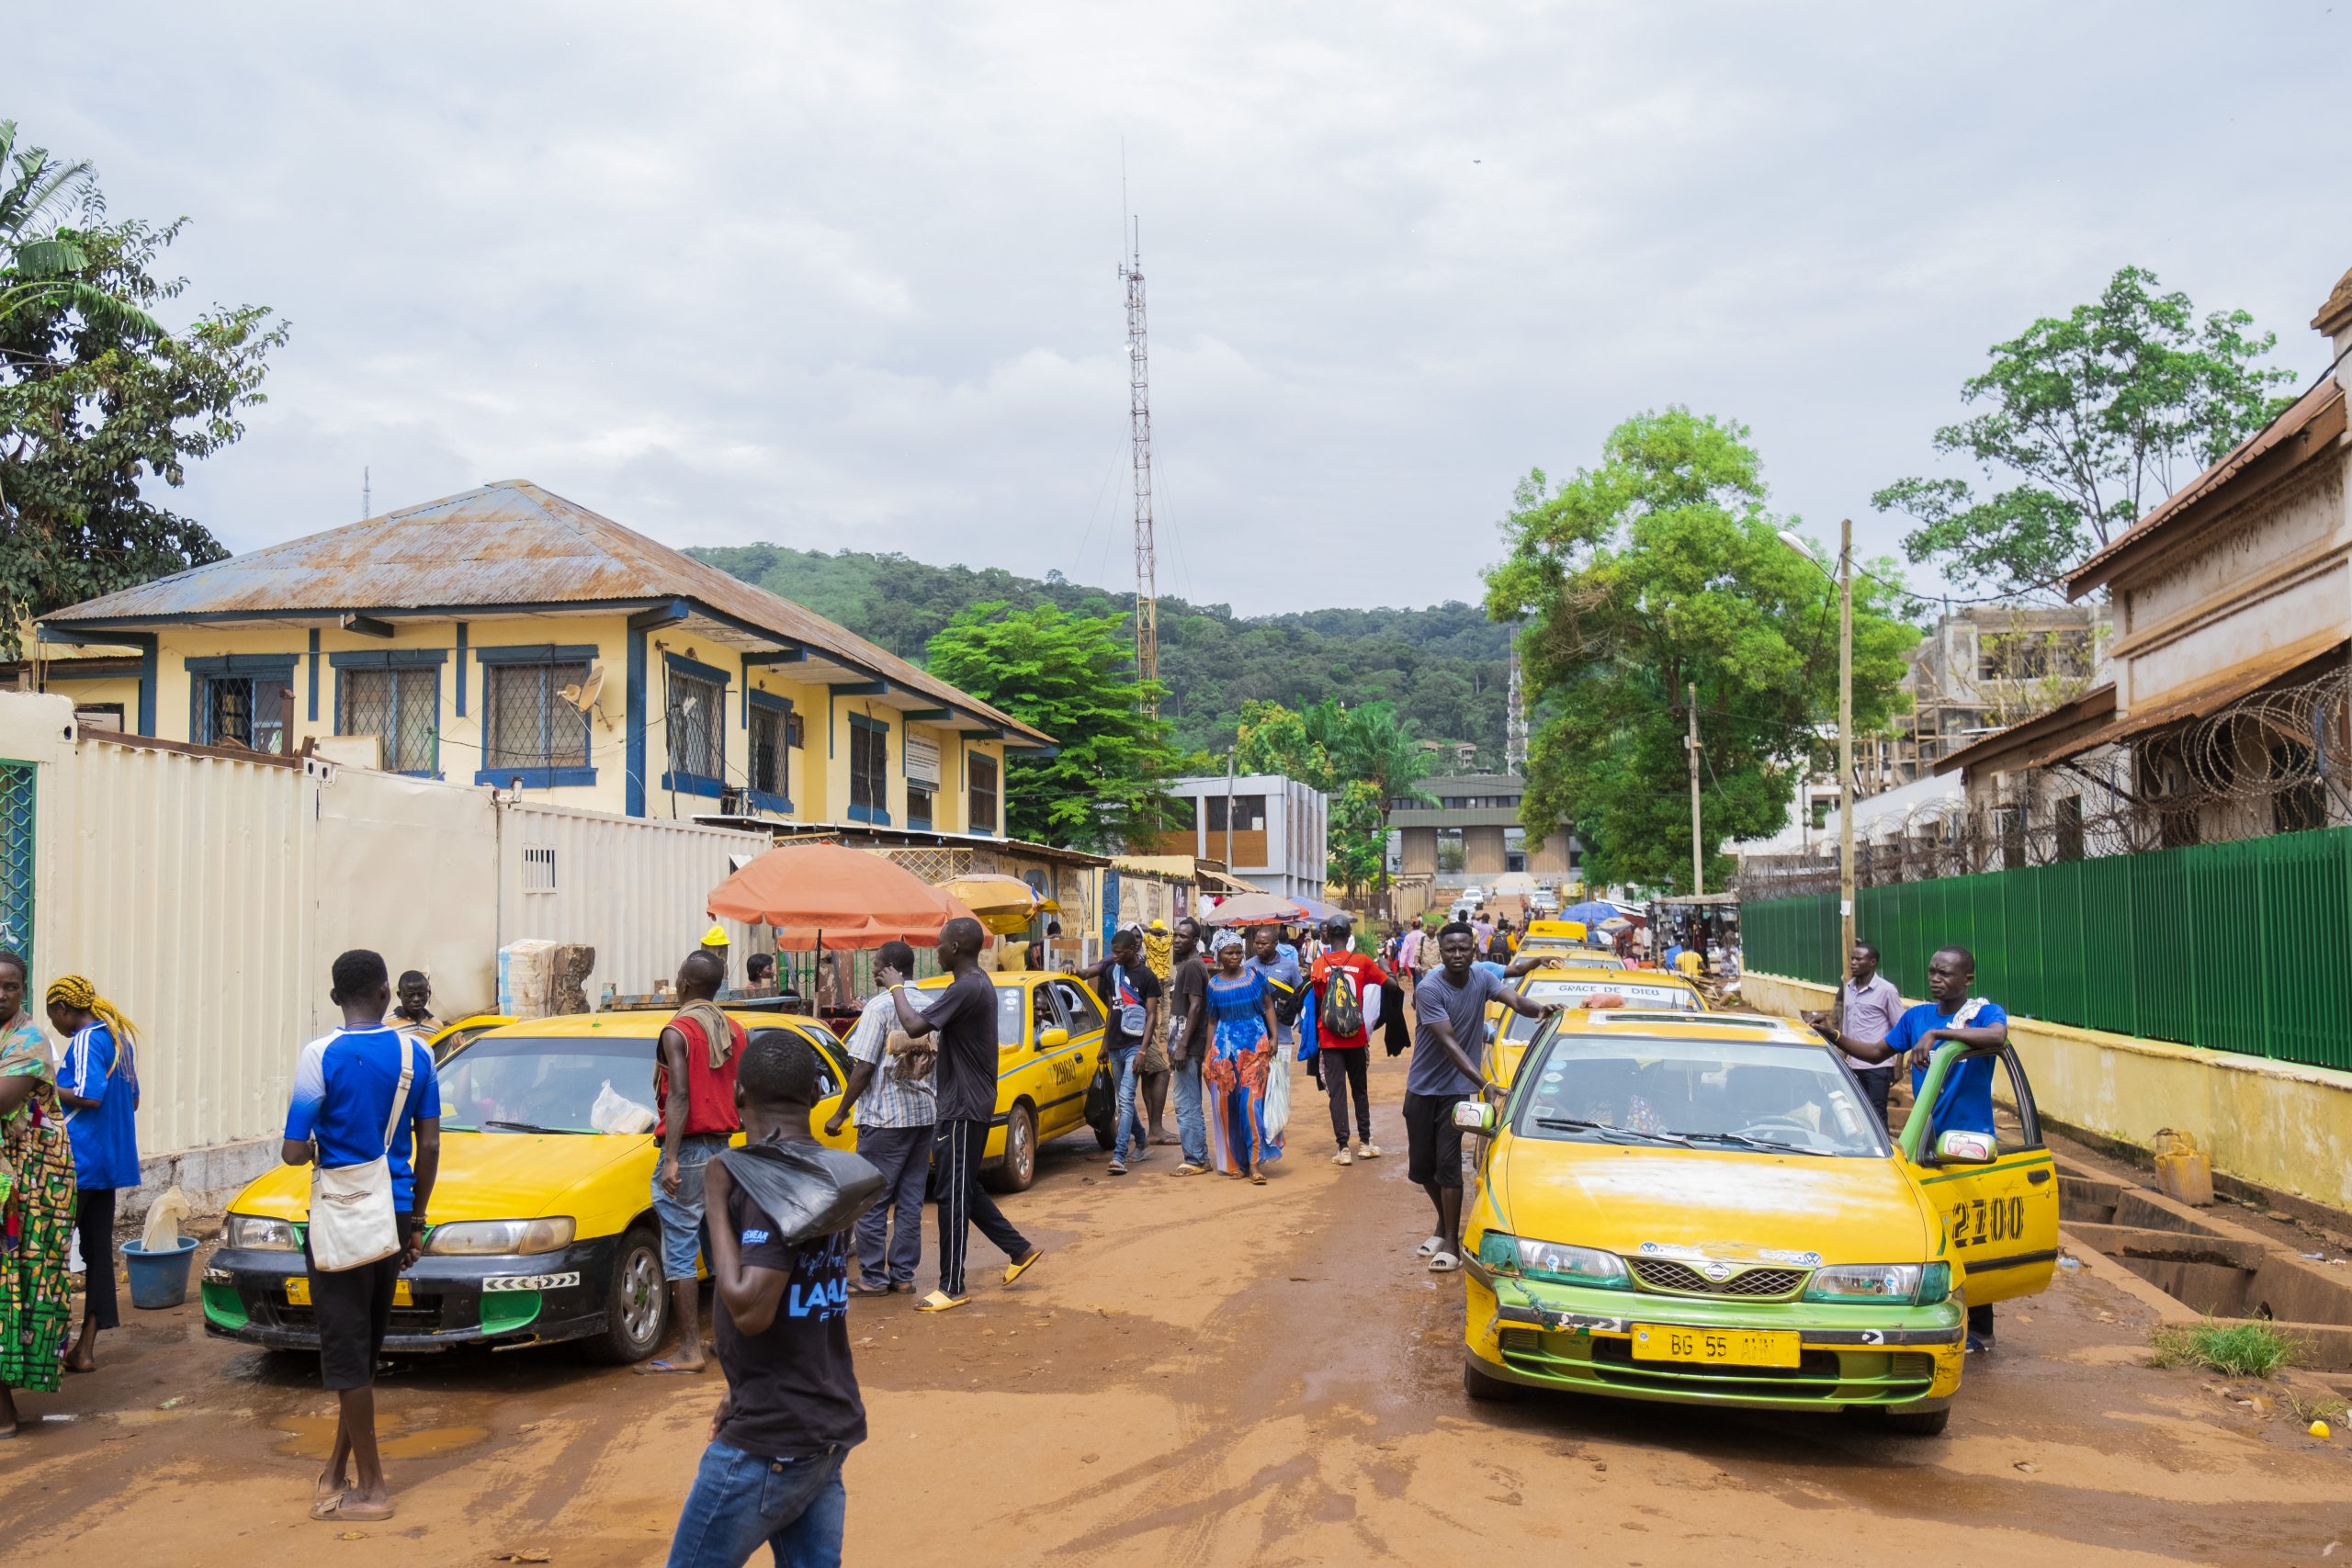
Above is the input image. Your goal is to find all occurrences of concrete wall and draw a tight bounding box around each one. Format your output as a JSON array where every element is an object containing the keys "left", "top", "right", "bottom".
[{"left": 1740, "top": 971, "right": 2352, "bottom": 1213}]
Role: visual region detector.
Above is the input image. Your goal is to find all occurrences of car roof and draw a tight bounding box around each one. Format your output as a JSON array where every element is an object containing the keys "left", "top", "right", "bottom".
[
  {"left": 477, "top": 1009, "right": 836, "bottom": 1041},
  {"left": 912, "top": 970, "right": 1080, "bottom": 989},
  {"left": 1547, "top": 1008, "right": 1820, "bottom": 1044},
  {"left": 1520, "top": 964, "right": 1692, "bottom": 987}
]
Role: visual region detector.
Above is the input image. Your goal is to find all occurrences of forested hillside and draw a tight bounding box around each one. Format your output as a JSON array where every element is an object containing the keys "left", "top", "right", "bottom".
[{"left": 690, "top": 544, "right": 1510, "bottom": 758}]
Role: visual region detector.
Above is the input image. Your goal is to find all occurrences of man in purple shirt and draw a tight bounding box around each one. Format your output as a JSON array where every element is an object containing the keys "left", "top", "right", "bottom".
[{"left": 1806, "top": 940, "right": 1905, "bottom": 1129}]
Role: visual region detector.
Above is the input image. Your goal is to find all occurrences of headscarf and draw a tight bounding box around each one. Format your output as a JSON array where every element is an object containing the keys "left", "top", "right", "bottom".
[
  {"left": 47, "top": 975, "right": 139, "bottom": 1075},
  {"left": 1210, "top": 929, "right": 1245, "bottom": 956}
]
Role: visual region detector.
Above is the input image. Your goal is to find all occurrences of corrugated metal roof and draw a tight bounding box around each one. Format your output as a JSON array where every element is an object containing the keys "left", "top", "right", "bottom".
[
  {"left": 2066, "top": 378, "right": 2345, "bottom": 599},
  {"left": 40, "top": 480, "right": 1049, "bottom": 743}
]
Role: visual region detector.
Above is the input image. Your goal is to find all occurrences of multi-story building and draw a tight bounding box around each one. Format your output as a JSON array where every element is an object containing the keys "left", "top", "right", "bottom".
[
  {"left": 1149, "top": 773, "right": 1328, "bottom": 900},
  {"left": 30, "top": 480, "right": 1050, "bottom": 829},
  {"left": 1388, "top": 773, "right": 1579, "bottom": 910}
]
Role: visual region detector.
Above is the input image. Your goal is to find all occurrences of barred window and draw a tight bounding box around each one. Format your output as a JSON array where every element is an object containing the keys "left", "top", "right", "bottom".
[
  {"left": 197, "top": 676, "right": 289, "bottom": 753},
  {"left": 908, "top": 782, "right": 934, "bottom": 829},
  {"left": 749, "top": 705, "right": 788, "bottom": 799},
  {"left": 968, "top": 752, "right": 999, "bottom": 834},
  {"left": 340, "top": 667, "right": 439, "bottom": 773},
  {"left": 484, "top": 661, "right": 590, "bottom": 773},
  {"left": 850, "top": 717, "right": 889, "bottom": 820},
  {"left": 667, "top": 670, "right": 725, "bottom": 783}
]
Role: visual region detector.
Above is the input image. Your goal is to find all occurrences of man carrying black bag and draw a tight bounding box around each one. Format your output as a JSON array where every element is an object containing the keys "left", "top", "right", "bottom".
[{"left": 666, "top": 1032, "right": 881, "bottom": 1568}]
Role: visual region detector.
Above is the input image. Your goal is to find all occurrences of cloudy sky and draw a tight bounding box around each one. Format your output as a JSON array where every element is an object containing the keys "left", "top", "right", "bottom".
[{"left": 16, "top": 3, "right": 2348, "bottom": 616}]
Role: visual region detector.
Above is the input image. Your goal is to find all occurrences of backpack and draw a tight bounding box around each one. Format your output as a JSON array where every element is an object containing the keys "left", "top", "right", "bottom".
[{"left": 1319, "top": 964, "right": 1365, "bottom": 1039}]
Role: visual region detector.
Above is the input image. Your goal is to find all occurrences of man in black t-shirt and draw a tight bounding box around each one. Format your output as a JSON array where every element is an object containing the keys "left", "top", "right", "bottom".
[
  {"left": 666, "top": 1032, "right": 862, "bottom": 1568},
  {"left": 884, "top": 915, "right": 1043, "bottom": 1311}
]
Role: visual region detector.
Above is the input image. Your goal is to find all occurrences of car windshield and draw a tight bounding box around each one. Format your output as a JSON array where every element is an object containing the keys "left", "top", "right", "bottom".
[
  {"left": 1513, "top": 1035, "right": 1887, "bottom": 1157},
  {"left": 438, "top": 1033, "right": 656, "bottom": 1134},
  {"left": 1498, "top": 978, "right": 1698, "bottom": 1043}
]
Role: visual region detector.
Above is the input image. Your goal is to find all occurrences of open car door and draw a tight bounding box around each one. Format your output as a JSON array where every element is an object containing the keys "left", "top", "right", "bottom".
[{"left": 1900, "top": 1042, "right": 2060, "bottom": 1307}]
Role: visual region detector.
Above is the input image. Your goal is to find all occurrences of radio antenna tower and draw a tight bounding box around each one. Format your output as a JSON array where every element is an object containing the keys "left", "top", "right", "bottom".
[{"left": 1119, "top": 202, "right": 1159, "bottom": 718}]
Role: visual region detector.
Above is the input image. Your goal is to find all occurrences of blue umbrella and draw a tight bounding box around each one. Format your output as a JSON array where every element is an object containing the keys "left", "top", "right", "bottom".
[{"left": 1559, "top": 899, "right": 1622, "bottom": 928}]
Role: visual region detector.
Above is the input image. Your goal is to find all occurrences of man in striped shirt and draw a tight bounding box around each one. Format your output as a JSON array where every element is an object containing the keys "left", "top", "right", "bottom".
[{"left": 826, "top": 941, "right": 935, "bottom": 1295}]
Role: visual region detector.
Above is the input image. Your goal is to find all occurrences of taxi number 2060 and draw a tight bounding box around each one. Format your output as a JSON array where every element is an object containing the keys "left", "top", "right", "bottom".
[{"left": 1950, "top": 1195, "right": 2027, "bottom": 1249}]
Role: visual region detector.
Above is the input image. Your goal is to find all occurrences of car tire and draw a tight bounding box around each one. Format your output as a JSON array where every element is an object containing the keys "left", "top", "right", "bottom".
[
  {"left": 583, "top": 1224, "right": 668, "bottom": 1365},
  {"left": 1881, "top": 1405, "right": 1951, "bottom": 1437},
  {"left": 984, "top": 1102, "right": 1038, "bottom": 1194},
  {"left": 1464, "top": 1355, "right": 1521, "bottom": 1404}
]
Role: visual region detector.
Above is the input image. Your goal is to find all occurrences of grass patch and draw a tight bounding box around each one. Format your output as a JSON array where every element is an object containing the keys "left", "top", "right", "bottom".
[
  {"left": 2148, "top": 1318, "right": 2298, "bottom": 1379},
  {"left": 2281, "top": 1383, "right": 2350, "bottom": 1428}
]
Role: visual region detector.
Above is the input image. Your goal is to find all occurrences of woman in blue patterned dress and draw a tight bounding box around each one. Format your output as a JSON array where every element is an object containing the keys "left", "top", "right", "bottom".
[{"left": 1201, "top": 932, "right": 1283, "bottom": 1182}]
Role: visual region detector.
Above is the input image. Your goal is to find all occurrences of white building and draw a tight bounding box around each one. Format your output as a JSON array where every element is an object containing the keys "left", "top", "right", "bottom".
[{"left": 1155, "top": 773, "right": 1328, "bottom": 899}]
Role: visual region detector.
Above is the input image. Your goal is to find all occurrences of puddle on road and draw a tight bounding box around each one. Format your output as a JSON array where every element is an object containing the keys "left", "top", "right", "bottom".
[{"left": 272, "top": 1411, "right": 491, "bottom": 1460}]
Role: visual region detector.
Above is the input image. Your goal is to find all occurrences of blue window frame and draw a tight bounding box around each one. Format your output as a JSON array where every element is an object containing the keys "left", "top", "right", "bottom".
[
  {"left": 475, "top": 644, "right": 596, "bottom": 787},
  {"left": 330, "top": 649, "right": 446, "bottom": 776},
  {"left": 848, "top": 712, "right": 890, "bottom": 825},
  {"left": 187, "top": 655, "right": 299, "bottom": 753},
  {"left": 746, "top": 690, "right": 794, "bottom": 813},
  {"left": 661, "top": 654, "right": 729, "bottom": 798}
]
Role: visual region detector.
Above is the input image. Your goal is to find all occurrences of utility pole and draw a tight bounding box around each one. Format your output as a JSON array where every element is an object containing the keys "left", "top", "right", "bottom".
[
  {"left": 1119, "top": 210, "right": 1159, "bottom": 717},
  {"left": 1686, "top": 681, "right": 1702, "bottom": 897},
  {"left": 1838, "top": 515, "right": 1857, "bottom": 971},
  {"left": 362, "top": 466, "right": 370, "bottom": 520}
]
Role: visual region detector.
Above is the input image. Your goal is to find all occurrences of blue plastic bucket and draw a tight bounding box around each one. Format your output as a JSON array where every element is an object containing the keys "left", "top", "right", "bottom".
[{"left": 122, "top": 1235, "right": 199, "bottom": 1310}]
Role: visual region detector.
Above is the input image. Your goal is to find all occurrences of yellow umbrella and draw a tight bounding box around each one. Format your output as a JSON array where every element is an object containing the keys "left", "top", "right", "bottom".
[{"left": 937, "top": 873, "right": 1046, "bottom": 937}]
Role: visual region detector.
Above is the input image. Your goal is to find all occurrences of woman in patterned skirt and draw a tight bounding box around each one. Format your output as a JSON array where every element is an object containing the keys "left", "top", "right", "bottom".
[
  {"left": 0, "top": 950, "right": 74, "bottom": 1436},
  {"left": 1200, "top": 932, "right": 1283, "bottom": 1184}
]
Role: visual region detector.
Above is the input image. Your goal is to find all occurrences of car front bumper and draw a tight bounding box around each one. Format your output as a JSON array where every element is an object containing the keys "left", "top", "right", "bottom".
[
  {"left": 1463, "top": 1263, "right": 1964, "bottom": 1413},
  {"left": 200, "top": 1236, "right": 618, "bottom": 1354}
]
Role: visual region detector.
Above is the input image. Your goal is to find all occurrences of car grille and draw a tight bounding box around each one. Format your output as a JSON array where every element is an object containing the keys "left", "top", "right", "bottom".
[
  {"left": 1627, "top": 1258, "right": 1808, "bottom": 1299},
  {"left": 1495, "top": 1332, "right": 1939, "bottom": 1404}
]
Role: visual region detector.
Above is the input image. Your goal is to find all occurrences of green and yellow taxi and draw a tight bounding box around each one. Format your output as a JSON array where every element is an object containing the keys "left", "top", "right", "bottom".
[
  {"left": 1482, "top": 964, "right": 1704, "bottom": 1091},
  {"left": 1456, "top": 1010, "right": 2058, "bottom": 1434},
  {"left": 914, "top": 969, "right": 1115, "bottom": 1191},
  {"left": 205, "top": 1009, "right": 859, "bottom": 1364}
]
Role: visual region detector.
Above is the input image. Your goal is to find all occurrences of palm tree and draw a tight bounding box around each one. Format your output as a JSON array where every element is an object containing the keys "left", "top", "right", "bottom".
[
  {"left": 0, "top": 120, "right": 162, "bottom": 333},
  {"left": 1312, "top": 700, "right": 1436, "bottom": 893}
]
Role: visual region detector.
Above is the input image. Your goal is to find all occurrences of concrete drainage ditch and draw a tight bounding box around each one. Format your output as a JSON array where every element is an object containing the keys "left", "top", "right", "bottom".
[{"left": 2057, "top": 1156, "right": 2352, "bottom": 1371}]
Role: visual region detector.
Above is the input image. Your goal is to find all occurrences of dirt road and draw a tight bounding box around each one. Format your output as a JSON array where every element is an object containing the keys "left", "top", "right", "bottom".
[{"left": 6, "top": 1053, "right": 2350, "bottom": 1566}]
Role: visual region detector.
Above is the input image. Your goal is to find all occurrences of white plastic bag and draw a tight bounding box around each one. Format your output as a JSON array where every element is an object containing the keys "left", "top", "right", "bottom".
[
  {"left": 591, "top": 1078, "right": 658, "bottom": 1134},
  {"left": 1261, "top": 1046, "right": 1292, "bottom": 1141},
  {"left": 141, "top": 1186, "right": 193, "bottom": 1252}
]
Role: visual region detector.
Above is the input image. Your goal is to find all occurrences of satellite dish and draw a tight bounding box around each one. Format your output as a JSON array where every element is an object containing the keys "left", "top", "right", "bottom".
[{"left": 560, "top": 666, "right": 612, "bottom": 729}]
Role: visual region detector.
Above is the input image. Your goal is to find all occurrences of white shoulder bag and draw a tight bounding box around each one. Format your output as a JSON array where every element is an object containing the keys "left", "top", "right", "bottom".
[{"left": 308, "top": 1038, "right": 414, "bottom": 1272}]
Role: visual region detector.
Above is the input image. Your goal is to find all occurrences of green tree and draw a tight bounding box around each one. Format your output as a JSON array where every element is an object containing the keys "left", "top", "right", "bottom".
[
  {"left": 924, "top": 601, "right": 1195, "bottom": 852},
  {"left": 0, "top": 131, "right": 286, "bottom": 656},
  {"left": 1875, "top": 265, "right": 2297, "bottom": 596},
  {"left": 1229, "top": 696, "right": 1430, "bottom": 894},
  {"left": 1486, "top": 409, "right": 1917, "bottom": 894}
]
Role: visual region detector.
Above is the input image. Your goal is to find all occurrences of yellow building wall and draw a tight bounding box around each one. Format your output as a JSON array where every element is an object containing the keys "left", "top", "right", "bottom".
[
  {"left": 1739, "top": 972, "right": 2352, "bottom": 1214},
  {"left": 36, "top": 671, "right": 143, "bottom": 729},
  {"left": 118, "top": 616, "right": 1012, "bottom": 830}
]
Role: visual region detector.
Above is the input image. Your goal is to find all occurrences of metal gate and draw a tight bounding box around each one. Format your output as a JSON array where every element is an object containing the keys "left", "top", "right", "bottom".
[{"left": 0, "top": 761, "right": 32, "bottom": 963}]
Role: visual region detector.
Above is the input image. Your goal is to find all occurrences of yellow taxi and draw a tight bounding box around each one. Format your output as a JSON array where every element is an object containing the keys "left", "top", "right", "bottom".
[
  {"left": 909, "top": 969, "right": 1114, "bottom": 1192},
  {"left": 1455, "top": 1010, "right": 2058, "bottom": 1435},
  {"left": 426, "top": 1012, "right": 514, "bottom": 1062},
  {"left": 1483, "top": 964, "right": 1704, "bottom": 1091},
  {"left": 205, "top": 1009, "right": 858, "bottom": 1365}
]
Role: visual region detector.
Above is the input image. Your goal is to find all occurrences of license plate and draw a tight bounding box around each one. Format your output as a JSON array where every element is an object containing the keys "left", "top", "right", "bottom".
[
  {"left": 1630, "top": 1324, "right": 1800, "bottom": 1367},
  {"left": 284, "top": 1277, "right": 413, "bottom": 1307}
]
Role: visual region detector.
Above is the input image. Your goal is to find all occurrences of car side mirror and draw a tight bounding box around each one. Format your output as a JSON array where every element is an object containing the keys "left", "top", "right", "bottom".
[
  {"left": 1932, "top": 1129, "right": 1996, "bottom": 1166},
  {"left": 1038, "top": 1027, "right": 1070, "bottom": 1050},
  {"left": 1452, "top": 1100, "right": 1498, "bottom": 1134},
  {"left": 1483, "top": 1020, "right": 1498, "bottom": 1043}
]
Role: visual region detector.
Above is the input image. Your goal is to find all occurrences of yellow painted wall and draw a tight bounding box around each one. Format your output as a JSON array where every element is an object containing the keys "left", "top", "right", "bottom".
[
  {"left": 95, "top": 615, "right": 1012, "bottom": 830},
  {"left": 1739, "top": 972, "right": 2352, "bottom": 1213}
]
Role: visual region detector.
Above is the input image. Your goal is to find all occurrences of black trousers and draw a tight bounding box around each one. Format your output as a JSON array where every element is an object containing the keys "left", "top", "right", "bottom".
[
  {"left": 1324, "top": 1047, "right": 1371, "bottom": 1146},
  {"left": 1851, "top": 1064, "right": 1898, "bottom": 1130},
  {"left": 933, "top": 1119, "right": 1031, "bottom": 1299},
  {"left": 76, "top": 1187, "right": 119, "bottom": 1330}
]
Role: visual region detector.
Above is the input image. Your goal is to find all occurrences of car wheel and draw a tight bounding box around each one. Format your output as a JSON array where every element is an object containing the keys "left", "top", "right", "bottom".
[
  {"left": 1881, "top": 1405, "right": 1951, "bottom": 1437},
  {"left": 984, "top": 1103, "right": 1037, "bottom": 1194},
  {"left": 1464, "top": 1355, "right": 1521, "bottom": 1403},
  {"left": 583, "top": 1225, "right": 668, "bottom": 1365}
]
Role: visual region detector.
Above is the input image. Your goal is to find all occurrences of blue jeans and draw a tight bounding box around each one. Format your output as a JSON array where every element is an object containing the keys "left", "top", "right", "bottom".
[
  {"left": 1109, "top": 1043, "right": 1142, "bottom": 1161},
  {"left": 666, "top": 1439, "right": 846, "bottom": 1568},
  {"left": 652, "top": 1134, "right": 729, "bottom": 1281},
  {"left": 1170, "top": 1053, "right": 1207, "bottom": 1167}
]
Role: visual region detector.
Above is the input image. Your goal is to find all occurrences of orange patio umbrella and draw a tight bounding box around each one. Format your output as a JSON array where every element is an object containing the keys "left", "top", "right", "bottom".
[{"left": 707, "top": 843, "right": 975, "bottom": 951}]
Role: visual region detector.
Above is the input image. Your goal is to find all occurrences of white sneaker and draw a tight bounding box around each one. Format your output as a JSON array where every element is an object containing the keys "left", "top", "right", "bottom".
[
  {"left": 1356, "top": 1141, "right": 1381, "bottom": 1158},
  {"left": 1333, "top": 1148, "right": 1353, "bottom": 1167}
]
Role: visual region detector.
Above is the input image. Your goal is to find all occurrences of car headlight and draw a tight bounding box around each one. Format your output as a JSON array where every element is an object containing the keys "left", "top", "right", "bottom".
[
  {"left": 1804, "top": 1263, "right": 1938, "bottom": 1303},
  {"left": 424, "top": 1217, "right": 577, "bottom": 1256},
  {"left": 1476, "top": 1231, "right": 1630, "bottom": 1289},
  {"left": 225, "top": 1213, "right": 300, "bottom": 1251}
]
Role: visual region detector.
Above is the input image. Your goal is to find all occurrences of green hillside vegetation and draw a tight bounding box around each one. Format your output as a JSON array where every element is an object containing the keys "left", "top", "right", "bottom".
[{"left": 690, "top": 544, "right": 1510, "bottom": 759}]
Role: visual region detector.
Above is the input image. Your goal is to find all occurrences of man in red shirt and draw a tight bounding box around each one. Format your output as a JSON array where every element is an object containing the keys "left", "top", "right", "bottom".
[
  {"left": 648, "top": 949, "right": 746, "bottom": 1373},
  {"left": 1307, "top": 916, "right": 1386, "bottom": 1167}
]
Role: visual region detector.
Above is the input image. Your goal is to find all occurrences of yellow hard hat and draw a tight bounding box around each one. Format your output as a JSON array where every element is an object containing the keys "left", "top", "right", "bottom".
[
  {"left": 1148, "top": 919, "right": 1170, "bottom": 931},
  {"left": 701, "top": 924, "right": 729, "bottom": 947}
]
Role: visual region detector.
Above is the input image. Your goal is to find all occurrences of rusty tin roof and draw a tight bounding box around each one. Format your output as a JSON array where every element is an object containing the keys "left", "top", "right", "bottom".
[{"left": 41, "top": 479, "right": 1050, "bottom": 743}]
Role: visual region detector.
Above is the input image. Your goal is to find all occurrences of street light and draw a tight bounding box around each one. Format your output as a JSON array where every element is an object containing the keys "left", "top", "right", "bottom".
[{"left": 1781, "top": 521, "right": 1856, "bottom": 984}]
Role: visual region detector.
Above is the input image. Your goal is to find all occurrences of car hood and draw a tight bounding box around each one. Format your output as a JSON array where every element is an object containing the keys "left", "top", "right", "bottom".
[
  {"left": 1490, "top": 1139, "right": 1933, "bottom": 1266},
  {"left": 229, "top": 1131, "right": 650, "bottom": 1225}
]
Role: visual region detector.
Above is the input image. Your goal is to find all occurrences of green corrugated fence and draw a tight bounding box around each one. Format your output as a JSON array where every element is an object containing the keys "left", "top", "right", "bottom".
[{"left": 1742, "top": 826, "right": 2352, "bottom": 1074}]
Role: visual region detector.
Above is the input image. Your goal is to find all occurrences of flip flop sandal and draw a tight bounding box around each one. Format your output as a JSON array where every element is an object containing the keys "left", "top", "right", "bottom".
[
  {"left": 844, "top": 1280, "right": 892, "bottom": 1297},
  {"left": 311, "top": 1492, "right": 396, "bottom": 1523},
  {"left": 916, "top": 1291, "right": 970, "bottom": 1313},
  {"left": 1250, "top": 1172, "right": 1269, "bottom": 1186},
  {"left": 633, "top": 1358, "right": 708, "bottom": 1375},
  {"left": 1004, "top": 1249, "right": 1044, "bottom": 1284}
]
